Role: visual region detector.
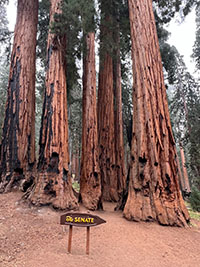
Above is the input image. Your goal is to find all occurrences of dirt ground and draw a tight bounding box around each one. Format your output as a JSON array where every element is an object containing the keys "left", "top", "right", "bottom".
[{"left": 0, "top": 192, "right": 200, "bottom": 267}]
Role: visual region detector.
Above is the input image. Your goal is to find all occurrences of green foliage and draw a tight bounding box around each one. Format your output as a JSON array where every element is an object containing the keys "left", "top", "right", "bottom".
[
  {"left": 0, "top": 2, "right": 10, "bottom": 141},
  {"left": 72, "top": 181, "right": 80, "bottom": 193},
  {"left": 155, "top": 18, "right": 178, "bottom": 84},
  {"left": 35, "top": 68, "right": 45, "bottom": 154},
  {"left": 54, "top": 0, "right": 96, "bottom": 34},
  {"left": 68, "top": 93, "right": 82, "bottom": 155},
  {"left": 36, "top": 0, "right": 50, "bottom": 67},
  {"left": 153, "top": 0, "right": 197, "bottom": 24},
  {"left": 190, "top": 187, "right": 200, "bottom": 212},
  {"left": 192, "top": 4, "right": 200, "bottom": 71},
  {"left": 168, "top": 49, "right": 200, "bottom": 189},
  {"left": 0, "top": 60, "right": 9, "bottom": 140},
  {"left": 0, "top": 1, "right": 11, "bottom": 57},
  {"left": 121, "top": 53, "right": 132, "bottom": 148}
]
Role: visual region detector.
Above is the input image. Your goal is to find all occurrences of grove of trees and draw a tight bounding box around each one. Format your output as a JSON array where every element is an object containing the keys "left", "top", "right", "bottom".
[{"left": 0, "top": 0, "right": 200, "bottom": 224}]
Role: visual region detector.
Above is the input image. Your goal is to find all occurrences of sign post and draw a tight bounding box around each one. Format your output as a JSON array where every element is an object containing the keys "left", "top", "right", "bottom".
[
  {"left": 68, "top": 225, "right": 73, "bottom": 253},
  {"left": 86, "top": 226, "right": 90, "bottom": 255},
  {"left": 60, "top": 212, "right": 106, "bottom": 255}
]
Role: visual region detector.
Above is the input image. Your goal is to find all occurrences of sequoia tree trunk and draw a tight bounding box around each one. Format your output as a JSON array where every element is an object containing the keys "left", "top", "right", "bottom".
[
  {"left": 124, "top": 0, "right": 189, "bottom": 226},
  {"left": 113, "top": 10, "right": 126, "bottom": 205},
  {"left": 28, "top": 0, "right": 78, "bottom": 210},
  {"left": 98, "top": 1, "right": 118, "bottom": 202},
  {"left": 0, "top": 0, "right": 38, "bottom": 192},
  {"left": 80, "top": 32, "right": 102, "bottom": 210}
]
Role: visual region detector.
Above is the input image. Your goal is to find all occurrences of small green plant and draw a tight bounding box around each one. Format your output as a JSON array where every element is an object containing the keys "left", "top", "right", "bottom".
[
  {"left": 72, "top": 181, "right": 80, "bottom": 193},
  {"left": 190, "top": 187, "right": 200, "bottom": 212},
  {"left": 189, "top": 210, "right": 200, "bottom": 221}
]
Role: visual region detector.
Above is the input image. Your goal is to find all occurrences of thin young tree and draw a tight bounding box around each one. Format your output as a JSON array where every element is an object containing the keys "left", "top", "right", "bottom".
[
  {"left": 123, "top": 0, "right": 189, "bottom": 226},
  {"left": 29, "top": 0, "right": 78, "bottom": 210},
  {"left": 0, "top": 0, "right": 38, "bottom": 192}
]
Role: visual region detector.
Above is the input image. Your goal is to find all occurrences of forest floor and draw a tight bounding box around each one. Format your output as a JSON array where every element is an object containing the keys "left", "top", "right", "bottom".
[{"left": 0, "top": 191, "right": 200, "bottom": 267}]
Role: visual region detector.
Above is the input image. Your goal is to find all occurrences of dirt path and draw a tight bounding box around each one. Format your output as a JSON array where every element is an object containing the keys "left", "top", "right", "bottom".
[{"left": 0, "top": 192, "right": 200, "bottom": 267}]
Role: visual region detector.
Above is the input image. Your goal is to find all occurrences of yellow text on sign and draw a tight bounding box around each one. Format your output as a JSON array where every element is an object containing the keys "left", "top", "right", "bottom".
[{"left": 66, "top": 216, "right": 94, "bottom": 224}]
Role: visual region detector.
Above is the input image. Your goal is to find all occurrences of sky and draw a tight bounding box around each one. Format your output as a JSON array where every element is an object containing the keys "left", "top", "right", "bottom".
[
  {"left": 167, "top": 8, "right": 196, "bottom": 75},
  {"left": 6, "top": 1, "right": 197, "bottom": 76}
]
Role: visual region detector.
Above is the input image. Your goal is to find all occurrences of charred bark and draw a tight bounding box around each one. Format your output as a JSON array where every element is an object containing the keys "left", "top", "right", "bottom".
[
  {"left": 0, "top": 0, "right": 38, "bottom": 192},
  {"left": 28, "top": 0, "right": 78, "bottom": 210},
  {"left": 124, "top": 0, "right": 189, "bottom": 226},
  {"left": 80, "top": 32, "right": 102, "bottom": 210}
]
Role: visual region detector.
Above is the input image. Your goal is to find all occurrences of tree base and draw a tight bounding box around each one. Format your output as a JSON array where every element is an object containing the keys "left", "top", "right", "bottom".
[
  {"left": 26, "top": 171, "right": 78, "bottom": 210},
  {"left": 81, "top": 191, "right": 103, "bottom": 211},
  {"left": 0, "top": 172, "right": 24, "bottom": 193},
  {"left": 123, "top": 190, "right": 190, "bottom": 227}
]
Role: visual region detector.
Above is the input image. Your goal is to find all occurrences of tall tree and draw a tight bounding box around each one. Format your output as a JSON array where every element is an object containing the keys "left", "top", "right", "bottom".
[
  {"left": 123, "top": 0, "right": 189, "bottom": 226},
  {"left": 98, "top": 0, "right": 121, "bottom": 202},
  {"left": 169, "top": 51, "right": 200, "bottom": 191},
  {"left": 0, "top": 0, "right": 38, "bottom": 192},
  {"left": 113, "top": 1, "right": 126, "bottom": 203},
  {"left": 80, "top": 0, "right": 102, "bottom": 210},
  {"left": 28, "top": 0, "right": 78, "bottom": 210},
  {"left": 80, "top": 32, "right": 102, "bottom": 210}
]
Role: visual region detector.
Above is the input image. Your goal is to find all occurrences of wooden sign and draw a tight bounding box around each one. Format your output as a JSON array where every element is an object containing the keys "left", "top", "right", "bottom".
[
  {"left": 60, "top": 212, "right": 106, "bottom": 227},
  {"left": 60, "top": 213, "right": 106, "bottom": 255}
]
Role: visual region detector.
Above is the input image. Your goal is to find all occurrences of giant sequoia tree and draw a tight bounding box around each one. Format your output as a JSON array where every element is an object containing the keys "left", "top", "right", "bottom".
[
  {"left": 98, "top": 0, "right": 126, "bottom": 202},
  {"left": 29, "top": 0, "right": 78, "bottom": 210},
  {"left": 80, "top": 32, "right": 102, "bottom": 210},
  {"left": 79, "top": 0, "right": 102, "bottom": 210},
  {"left": 0, "top": 0, "right": 38, "bottom": 192},
  {"left": 123, "top": 0, "right": 190, "bottom": 226},
  {"left": 98, "top": 0, "right": 117, "bottom": 202},
  {"left": 113, "top": 1, "right": 126, "bottom": 203}
]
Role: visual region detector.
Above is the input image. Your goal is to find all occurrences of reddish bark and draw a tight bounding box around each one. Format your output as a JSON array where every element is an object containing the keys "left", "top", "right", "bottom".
[
  {"left": 98, "top": 3, "right": 119, "bottom": 202},
  {"left": 124, "top": 0, "right": 189, "bottom": 226},
  {"left": 0, "top": 0, "right": 38, "bottom": 192},
  {"left": 80, "top": 32, "right": 102, "bottom": 210},
  {"left": 28, "top": 0, "right": 78, "bottom": 210},
  {"left": 98, "top": 52, "right": 118, "bottom": 202},
  {"left": 71, "top": 151, "right": 80, "bottom": 181},
  {"left": 113, "top": 21, "right": 126, "bottom": 204}
]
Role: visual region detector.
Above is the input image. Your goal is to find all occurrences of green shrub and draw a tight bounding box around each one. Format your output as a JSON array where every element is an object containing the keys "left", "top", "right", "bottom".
[{"left": 190, "top": 187, "right": 200, "bottom": 212}]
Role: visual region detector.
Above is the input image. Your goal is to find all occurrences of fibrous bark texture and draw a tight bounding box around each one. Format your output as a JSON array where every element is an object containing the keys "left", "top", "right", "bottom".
[
  {"left": 124, "top": 0, "right": 189, "bottom": 226},
  {"left": 0, "top": 0, "right": 38, "bottom": 192},
  {"left": 98, "top": 2, "right": 119, "bottom": 202},
  {"left": 29, "top": 0, "right": 78, "bottom": 210},
  {"left": 80, "top": 32, "right": 102, "bottom": 210},
  {"left": 98, "top": 52, "right": 118, "bottom": 202},
  {"left": 113, "top": 18, "right": 126, "bottom": 205}
]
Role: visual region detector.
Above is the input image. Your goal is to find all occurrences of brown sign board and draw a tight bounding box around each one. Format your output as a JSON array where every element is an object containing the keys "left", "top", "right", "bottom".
[{"left": 60, "top": 212, "right": 106, "bottom": 227}]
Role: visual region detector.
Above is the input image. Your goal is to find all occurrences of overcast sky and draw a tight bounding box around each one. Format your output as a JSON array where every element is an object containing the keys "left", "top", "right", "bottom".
[
  {"left": 6, "top": 1, "right": 197, "bottom": 75},
  {"left": 167, "top": 8, "right": 196, "bottom": 75}
]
